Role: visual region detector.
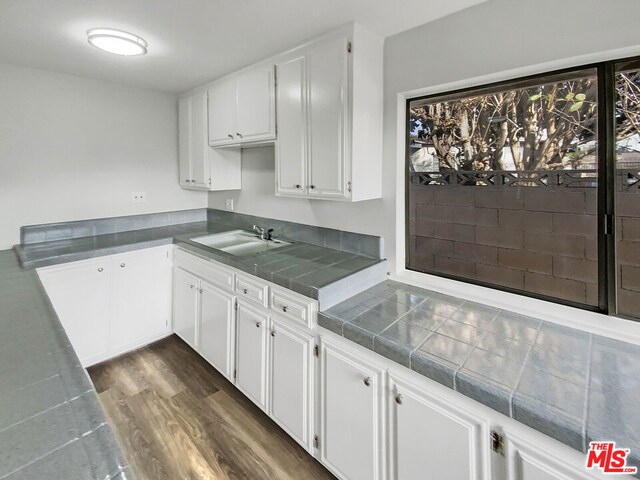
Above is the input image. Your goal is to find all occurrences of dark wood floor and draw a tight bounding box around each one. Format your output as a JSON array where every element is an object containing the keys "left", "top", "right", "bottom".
[{"left": 88, "top": 335, "right": 335, "bottom": 480}]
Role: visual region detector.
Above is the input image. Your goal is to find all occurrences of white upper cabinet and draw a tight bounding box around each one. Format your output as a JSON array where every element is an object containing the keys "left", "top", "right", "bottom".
[
  {"left": 275, "top": 24, "right": 383, "bottom": 202},
  {"left": 274, "top": 54, "right": 307, "bottom": 196},
  {"left": 208, "top": 78, "right": 237, "bottom": 145},
  {"left": 178, "top": 90, "right": 241, "bottom": 191},
  {"left": 307, "top": 34, "right": 348, "bottom": 199},
  {"left": 208, "top": 64, "right": 276, "bottom": 147}
]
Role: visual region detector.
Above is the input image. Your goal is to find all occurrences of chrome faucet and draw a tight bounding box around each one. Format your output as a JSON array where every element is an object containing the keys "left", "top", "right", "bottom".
[{"left": 252, "top": 225, "right": 275, "bottom": 241}]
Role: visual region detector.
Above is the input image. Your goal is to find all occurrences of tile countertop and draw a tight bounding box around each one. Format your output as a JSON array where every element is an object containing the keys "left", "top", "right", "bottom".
[
  {"left": 319, "top": 280, "right": 640, "bottom": 474},
  {"left": 14, "top": 221, "right": 387, "bottom": 309},
  {"left": 0, "top": 250, "right": 131, "bottom": 479}
]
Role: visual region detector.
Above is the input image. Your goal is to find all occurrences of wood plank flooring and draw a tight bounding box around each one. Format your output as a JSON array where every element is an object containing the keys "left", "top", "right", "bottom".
[{"left": 88, "top": 335, "right": 335, "bottom": 480}]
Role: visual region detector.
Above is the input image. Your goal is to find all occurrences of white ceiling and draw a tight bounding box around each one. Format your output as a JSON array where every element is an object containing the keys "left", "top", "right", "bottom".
[{"left": 0, "top": 0, "right": 487, "bottom": 93}]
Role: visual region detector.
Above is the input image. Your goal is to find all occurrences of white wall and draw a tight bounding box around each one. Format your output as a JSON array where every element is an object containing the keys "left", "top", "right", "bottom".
[
  {"left": 209, "top": 0, "right": 640, "bottom": 273},
  {"left": 0, "top": 62, "right": 206, "bottom": 249}
]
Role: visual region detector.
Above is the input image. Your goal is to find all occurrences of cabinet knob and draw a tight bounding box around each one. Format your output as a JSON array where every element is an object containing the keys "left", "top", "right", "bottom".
[
  {"left": 395, "top": 394, "right": 403, "bottom": 405},
  {"left": 310, "top": 185, "right": 316, "bottom": 189},
  {"left": 243, "top": 288, "right": 248, "bottom": 294},
  {"left": 282, "top": 306, "right": 289, "bottom": 313},
  {"left": 363, "top": 377, "right": 372, "bottom": 387},
  {"left": 236, "top": 132, "right": 243, "bottom": 138},
  {"left": 295, "top": 184, "right": 302, "bottom": 189},
  {"left": 256, "top": 322, "right": 261, "bottom": 328},
  {"left": 199, "top": 288, "right": 203, "bottom": 293},
  {"left": 271, "top": 330, "right": 276, "bottom": 337},
  {"left": 228, "top": 134, "right": 234, "bottom": 139},
  {"left": 120, "top": 263, "right": 126, "bottom": 268},
  {"left": 97, "top": 267, "right": 104, "bottom": 272},
  {"left": 190, "top": 284, "right": 195, "bottom": 289}
]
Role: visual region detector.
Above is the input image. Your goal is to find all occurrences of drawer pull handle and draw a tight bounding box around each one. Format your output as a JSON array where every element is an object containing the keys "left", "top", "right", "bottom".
[
  {"left": 363, "top": 377, "right": 372, "bottom": 387},
  {"left": 243, "top": 288, "right": 249, "bottom": 294},
  {"left": 270, "top": 330, "right": 276, "bottom": 337},
  {"left": 97, "top": 267, "right": 104, "bottom": 272},
  {"left": 395, "top": 394, "right": 403, "bottom": 405},
  {"left": 228, "top": 134, "right": 234, "bottom": 139},
  {"left": 120, "top": 263, "right": 126, "bottom": 268},
  {"left": 256, "top": 322, "right": 261, "bottom": 328},
  {"left": 282, "top": 306, "right": 289, "bottom": 313},
  {"left": 190, "top": 284, "right": 195, "bottom": 289}
]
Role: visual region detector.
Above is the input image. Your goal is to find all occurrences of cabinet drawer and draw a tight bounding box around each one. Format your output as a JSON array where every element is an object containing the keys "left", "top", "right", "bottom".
[
  {"left": 174, "top": 248, "right": 235, "bottom": 291},
  {"left": 236, "top": 274, "right": 268, "bottom": 307},
  {"left": 269, "top": 286, "right": 316, "bottom": 329}
]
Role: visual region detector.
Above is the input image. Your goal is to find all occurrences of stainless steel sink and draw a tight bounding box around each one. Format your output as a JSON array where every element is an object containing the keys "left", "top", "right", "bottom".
[{"left": 190, "top": 230, "right": 291, "bottom": 256}]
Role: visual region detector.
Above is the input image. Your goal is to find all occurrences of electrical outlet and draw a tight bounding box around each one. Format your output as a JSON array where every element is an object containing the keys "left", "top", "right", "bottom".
[
  {"left": 225, "top": 198, "right": 234, "bottom": 211},
  {"left": 132, "top": 192, "right": 146, "bottom": 203}
]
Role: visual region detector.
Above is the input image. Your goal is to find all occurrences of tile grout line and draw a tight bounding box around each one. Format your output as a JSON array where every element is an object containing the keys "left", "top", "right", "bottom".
[
  {"left": 508, "top": 325, "right": 542, "bottom": 419},
  {"left": 581, "top": 334, "right": 594, "bottom": 452},
  {"left": 0, "top": 437, "right": 79, "bottom": 479}
]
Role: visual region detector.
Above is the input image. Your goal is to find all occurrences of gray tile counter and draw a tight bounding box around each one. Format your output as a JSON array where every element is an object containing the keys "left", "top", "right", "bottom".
[
  {"left": 15, "top": 222, "right": 387, "bottom": 309},
  {"left": 319, "top": 280, "right": 640, "bottom": 474},
  {"left": 0, "top": 250, "right": 131, "bottom": 479}
]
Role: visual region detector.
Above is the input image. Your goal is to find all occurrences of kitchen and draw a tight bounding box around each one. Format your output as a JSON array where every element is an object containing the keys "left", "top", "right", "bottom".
[{"left": 1, "top": 0, "right": 639, "bottom": 479}]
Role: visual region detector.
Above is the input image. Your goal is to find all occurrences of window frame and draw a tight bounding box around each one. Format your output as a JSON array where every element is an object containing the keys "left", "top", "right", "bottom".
[{"left": 403, "top": 57, "right": 639, "bottom": 317}]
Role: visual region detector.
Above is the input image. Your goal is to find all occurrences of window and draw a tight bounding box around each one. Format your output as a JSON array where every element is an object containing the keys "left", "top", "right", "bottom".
[{"left": 407, "top": 59, "right": 639, "bottom": 320}]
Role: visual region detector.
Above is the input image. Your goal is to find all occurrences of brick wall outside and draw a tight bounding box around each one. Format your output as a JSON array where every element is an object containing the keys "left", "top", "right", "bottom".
[
  {"left": 408, "top": 185, "right": 599, "bottom": 306},
  {"left": 617, "top": 188, "right": 640, "bottom": 318}
]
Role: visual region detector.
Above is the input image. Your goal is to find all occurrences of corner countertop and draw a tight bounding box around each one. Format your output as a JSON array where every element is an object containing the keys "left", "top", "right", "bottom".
[
  {"left": 0, "top": 250, "right": 131, "bottom": 479},
  {"left": 5, "top": 222, "right": 385, "bottom": 479},
  {"left": 14, "top": 221, "right": 386, "bottom": 307},
  {"left": 319, "top": 280, "right": 640, "bottom": 474}
]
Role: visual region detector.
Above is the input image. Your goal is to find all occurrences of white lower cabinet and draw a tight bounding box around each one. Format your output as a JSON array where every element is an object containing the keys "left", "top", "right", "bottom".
[
  {"left": 504, "top": 430, "right": 615, "bottom": 480},
  {"left": 38, "top": 246, "right": 172, "bottom": 366},
  {"left": 199, "top": 281, "right": 236, "bottom": 380},
  {"left": 167, "top": 249, "right": 620, "bottom": 480},
  {"left": 235, "top": 300, "right": 269, "bottom": 411},
  {"left": 172, "top": 268, "right": 200, "bottom": 350},
  {"left": 269, "top": 315, "right": 315, "bottom": 451},
  {"left": 389, "top": 371, "right": 489, "bottom": 480},
  {"left": 319, "top": 336, "right": 386, "bottom": 480},
  {"left": 38, "top": 258, "right": 111, "bottom": 365},
  {"left": 111, "top": 248, "right": 172, "bottom": 353}
]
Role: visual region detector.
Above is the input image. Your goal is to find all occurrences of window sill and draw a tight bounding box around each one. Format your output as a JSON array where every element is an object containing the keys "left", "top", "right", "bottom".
[{"left": 391, "top": 268, "right": 640, "bottom": 345}]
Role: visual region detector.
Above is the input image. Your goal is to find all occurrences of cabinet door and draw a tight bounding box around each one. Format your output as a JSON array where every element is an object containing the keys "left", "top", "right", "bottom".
[
  {"left": 390, "top": 374, "right": 488, "bottom": 480},
  {"left": 208, "top": 78, "right": 237, "bottom": 146},
  {"left": 38, "top": 260, "right": 111, "bottom": 366},
  {"left": 173, "top": 268, "right": 199, "bottom": 349},
  {"left": 506, "top": 434, "right": 599, "bottom": 480},
  {"left": 320, "top": 338, "right": 385, "bottom": 480},
  {"left": 190, "top": 91, "right": 209, "bottom": 188},
  {"left": 199, "top": 281, "right": 235, "bottom": 380},
  {"left": 236, "top": 65, "right": 276, "bottom": 143},
  {"left": 307, "top": 34, "right": 349, "bottom": 199},
  {"left": 235, "top": 301, "right": 268, "bottom": 410},
  {"left": 275, "top": 55, "right": 307, "bottom": 196},
  {"left": 269, "top": 316, "right": 314, "bottom": 451},
  {"left": 178, "top": 96, "right": 193, "bottom": 186},
  {"left": 111, "top": 248, "right": 172, "bottom": 353}
]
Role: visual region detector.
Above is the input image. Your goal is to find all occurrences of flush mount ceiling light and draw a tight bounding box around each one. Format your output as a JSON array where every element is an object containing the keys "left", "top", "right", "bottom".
[{"left": 87, "top": 28, "right": 147, "bottom": 56}]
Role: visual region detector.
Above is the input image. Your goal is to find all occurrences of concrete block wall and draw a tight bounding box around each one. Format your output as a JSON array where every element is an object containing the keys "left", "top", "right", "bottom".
[
  {"left": 617, "top": 189, "right": 640, "bottom": 318},
  {"left": 408, "top": 185, "right": 599, "bottom": 306}
]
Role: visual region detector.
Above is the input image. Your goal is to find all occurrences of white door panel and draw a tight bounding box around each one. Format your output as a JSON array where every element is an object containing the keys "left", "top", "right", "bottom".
[{"left": 199, "top": 281, "right": 235, "bottom": 380}]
